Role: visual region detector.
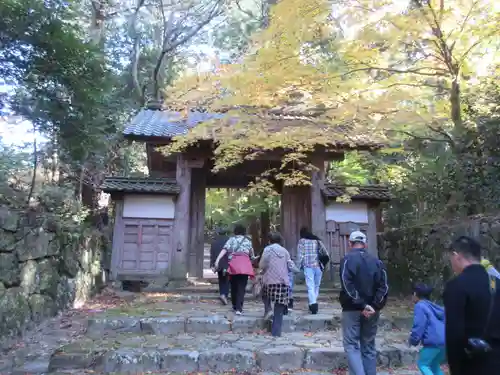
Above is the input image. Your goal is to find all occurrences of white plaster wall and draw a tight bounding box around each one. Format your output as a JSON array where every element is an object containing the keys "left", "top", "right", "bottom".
[
  {"left": 325, "top": 201, "right": 368, "bottom": 223},
  {"left": 123, "top": 195, "right": 175, "bottom": 219}
]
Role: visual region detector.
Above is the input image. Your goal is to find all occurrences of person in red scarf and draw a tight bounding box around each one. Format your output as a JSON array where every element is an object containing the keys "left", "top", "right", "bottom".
[{"left": 214, "top": 224, "right": 258, "bottom": 315}]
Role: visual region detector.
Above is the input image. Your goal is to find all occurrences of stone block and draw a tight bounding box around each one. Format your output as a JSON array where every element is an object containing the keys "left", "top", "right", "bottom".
[
  {"left": 257, "top": 346, "right": 304, "bottom": 372},
  {"left": 198, "top": 348, "right": 255, "bottom": 372},
  {"left": 103, "top": 349, "right": 163, "bottom": 373},
  {"left": 61, "top": 242, "right": 80, "bottom": 278},
  {"left": 0, "top": 207, "right": 19, "bottom": 232},
  {"left": 232, "top": 316, "right": 265, "bottom": 333},
  {"left": 55, "top": 276, "right": 76, "bottom": 310},
  {"left": 186, "top": 315, "right": 230, "bottom": 333},
  {"left": 392, "top": 344, "right": 418, "bottom": 366},
  {"left": 164, "top": 350, "right": 199, "bottom": 373},
  {"left": 86, "top": 317, "right": 141, "bottom": 338},
  {"left": 266, "top": 315, "right": 294, "bottom": 333},
  {"left": 0, "top": 231, "right": 17, "bottom": 251},
  {"left": 12, "top": 356, "right": 50, "bottom": 375},
  {"left": 18, "top": 229, "right": 58, "bottom": 261},
  {"left": 391, "top": 316, "right": 414, "bottom": 330},
  {"left": 21, "top": 258, "right": 60, "bottom": 297},
  {"left": 0, "top": 252, "right": 19, "bottom": 286},
  {"left": 49, "top": 349, "right": 102, "bottom": 371},
  {"left": 377, "top": 346, "right": 417, "bottom": 367},
  {"left": 378, "top": 315, "right": 393, "bottom": 331},
  {"left": 295, "top": 315, "right": 332, "bottom": 332},
  {"left": 28, "top": 294, "right": 57, "bottom": 323},
  {"left": 140, "top": 317, "right": 186, "bottom": 335},
  {"left": 304, "top": 347, "right": 348, "bottom": 371},
  {"left": 0, "top": 287, "right": 31, "bottom": 337}
]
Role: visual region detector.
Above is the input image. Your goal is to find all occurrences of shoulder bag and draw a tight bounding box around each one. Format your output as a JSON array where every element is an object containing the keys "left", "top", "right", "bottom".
[{"left": 317, "top": 240, "right": 330, "bottom": 272}]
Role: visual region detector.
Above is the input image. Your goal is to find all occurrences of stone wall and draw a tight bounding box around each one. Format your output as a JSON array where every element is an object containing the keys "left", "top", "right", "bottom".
[
  {"left": 378, "top": 215, "right": 500, "bottom": 295},
  {"left": 0, "top": 206, "right": 110, "bottom": 338}
]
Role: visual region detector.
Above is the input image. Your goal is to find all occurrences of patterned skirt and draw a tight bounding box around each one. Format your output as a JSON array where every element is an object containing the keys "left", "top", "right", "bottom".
[{"left": 262, "top": 283, "right": 290, "bottom": 305}]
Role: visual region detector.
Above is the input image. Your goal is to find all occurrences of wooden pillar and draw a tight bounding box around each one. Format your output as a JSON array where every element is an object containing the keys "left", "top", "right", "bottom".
[
  {"left": 311, "top": 159, "right": 326, "bottom": 243},
  {"left": 189, "top": 166, "right": 206, "bottom": 278},
  {"left": 367, "top": 203, "right": 378, "bottom": 258},
  {"left": 281, "top": 185, "right": 312, "bottom": 259},
  {"left": 172, "top": 155, "right": 192, "bottom": 279},
  {"left": 110, "top": 199, "right": 124, "bottom": 280}
]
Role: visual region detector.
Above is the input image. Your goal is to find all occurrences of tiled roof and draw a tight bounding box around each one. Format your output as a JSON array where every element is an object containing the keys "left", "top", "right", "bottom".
[
  {"left": 123, "top": 109, "right": 225, "bottom": 138},
  {"left": 123, "top": 107, "right": 381, "bottom": 148},
  {"left": 322, "top": 184, "right": 391, "bottom": 201},
  {"left": 101, "top": 177, "right": 180, "bottom": 195}
]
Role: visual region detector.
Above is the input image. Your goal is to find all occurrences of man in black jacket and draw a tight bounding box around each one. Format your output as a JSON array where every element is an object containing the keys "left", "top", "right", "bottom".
[
  {"left": 339, "top": 231, "right": 389, "bottom": 375},
  {"left": 210, "top": 227, "right": 230, "bottom": 305},
  {"left": 444, "top": 236, "right": 500, "bottom": 375}
]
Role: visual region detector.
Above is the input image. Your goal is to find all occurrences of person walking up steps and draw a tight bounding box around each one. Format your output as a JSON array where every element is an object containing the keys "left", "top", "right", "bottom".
[
  {"left": 297, "top": 227, "right": 329, "bottom": 314},
  {"left": 210, "top": 227, "right": 230, "bottom": 305},
  {"left": 340, "top": 230, "right": 388, "bottom": 375},
  {"left": 409, "top": 282, "right": 446, "bottom": 375},
  {"left": 214, "top": 224, "right": 257, "bottom": 315},
  {"left": 259, "top": 232, "right": 300, "bottom": 336}
]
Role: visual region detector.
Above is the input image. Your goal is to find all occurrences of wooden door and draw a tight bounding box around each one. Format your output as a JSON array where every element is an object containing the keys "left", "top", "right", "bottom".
[
  {"left": 325, "top": 221, "right": 368, "bottom": 282},
  {"left": 119, "top": 218, "right": 173, "bottom": 276}
]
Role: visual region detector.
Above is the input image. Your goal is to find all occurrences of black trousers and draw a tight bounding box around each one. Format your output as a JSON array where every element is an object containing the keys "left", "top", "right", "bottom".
[
  {"left": 263, "top": 296, "right": 286, "bottom": 337},
  {"left": 217, "top": 271, "right": 229, "bottom": 297},
  {"left": 230, "top": 274, "right": 248, "bottom": 312}
]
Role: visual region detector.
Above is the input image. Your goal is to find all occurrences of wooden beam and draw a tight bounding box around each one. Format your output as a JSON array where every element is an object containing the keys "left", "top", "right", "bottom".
[
  {"left": 310, "top": 158, "right": 327, "bottom": 244},
  {"left": 189, "top": 166, "right": 206, "bottom": 278},
  {"left": 171, "top": 155, "right": 192, "bottom": 279},
  {"left": 367, "top": 203, "right": 378, "bottom": 258},
  {"left": 110, "top": 200, "right": 124, "bottom": 280}
]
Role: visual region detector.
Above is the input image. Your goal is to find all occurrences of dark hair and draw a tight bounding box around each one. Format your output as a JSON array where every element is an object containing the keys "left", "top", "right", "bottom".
[
  {"left": 216, "top": 226, "right": 228, "bottom": 235},
  {"left": 413, "top": 282, "right": 433, "bottom": 299},
  {"left": 234, "top": 224, "right": 246, "bottom": 236},
  {"left": 268, "top": 232, "right": 283, "bottom": 245},
  {"left": 299, "top": 227, "right": 320, "bottom": 241},
  {"left": 450, "top": 236, "right": 481, "bottom": 261}
]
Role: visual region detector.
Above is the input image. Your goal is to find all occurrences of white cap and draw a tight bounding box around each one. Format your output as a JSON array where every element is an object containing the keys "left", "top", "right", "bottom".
[{"left": 349, "top": 231, "right": 367, "bottom": 244}]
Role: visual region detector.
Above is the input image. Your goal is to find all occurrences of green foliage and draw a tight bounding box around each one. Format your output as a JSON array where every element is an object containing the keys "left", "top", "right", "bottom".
[{"left": 206, "top": 188, "right": 280, "bottom": 229}]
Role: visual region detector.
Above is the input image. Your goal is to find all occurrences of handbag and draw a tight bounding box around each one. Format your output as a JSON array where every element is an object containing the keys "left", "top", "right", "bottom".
[
  {"left": 317, "top": 240, "right": 330, "bottom": 272},
  {"left": 465, "top": 275, "right": 497, "bottom": 358},
  {"left": 252, "top": 274, "right": 263, "bottom": 298}
]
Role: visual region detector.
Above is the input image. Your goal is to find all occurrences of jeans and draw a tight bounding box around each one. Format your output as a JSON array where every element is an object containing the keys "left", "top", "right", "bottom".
[
  {"left": 304, "top": 267, "right": 322, "bottom": 304},
  {"left": 262, "top": 296, "right": 286, "bottom": 337},
  {"left": 230, "top": 274, "right": 248, "bottom": 312},
  {"left": 342, "top": 310, "right": 379, "bottom": 375},
  {"left": 418, "top": 347, "right": 445, "bottom": 375},
  {"left": 217, "top": 271, "right": 229, "bottom": 297}
]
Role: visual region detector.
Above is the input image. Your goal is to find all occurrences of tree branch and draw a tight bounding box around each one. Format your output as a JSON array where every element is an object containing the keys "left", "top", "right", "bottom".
[{"left": 152, "top": 0, "right": 224, "bottom": 100}]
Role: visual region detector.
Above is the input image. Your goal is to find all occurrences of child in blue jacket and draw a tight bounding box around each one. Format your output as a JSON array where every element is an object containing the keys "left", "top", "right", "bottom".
[{"left": 409, "top": 282, "right": 446, "bottom": 375}]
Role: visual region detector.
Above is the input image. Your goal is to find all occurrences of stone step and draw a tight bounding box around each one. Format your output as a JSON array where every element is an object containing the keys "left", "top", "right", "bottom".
[
  {"left": 48, "top": 331, "right": 418, "bottom": 374},
  {"left": 140, "top": 292, "right": 338, "bottom": 303},
  {"left": 165, "top": 284, "right": 341, "bottom": 294},
  {"left": 86, "top": 312, "right": 412, "bottom": 337}
]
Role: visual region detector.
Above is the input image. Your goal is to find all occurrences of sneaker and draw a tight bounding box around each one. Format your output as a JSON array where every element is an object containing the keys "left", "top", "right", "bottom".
[
  {"left": 264, "top": 311, "right": 273, "bottom": 320},
  {"left": 288, "top": 298, "right": 294, "bottom": 310},
  {"left": 219, "top": 295, "right": 228, "bottom": 305},
  {"left": 235, "top": 311, "right": 242, "bottom": 316}
]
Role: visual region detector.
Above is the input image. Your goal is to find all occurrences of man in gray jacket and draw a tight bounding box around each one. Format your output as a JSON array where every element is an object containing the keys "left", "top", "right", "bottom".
[
  {"left": 339, "top": 231, "right": 389, "bottom": 375},
  {"left": 210, "top": 227, "right": 230, "bottom": 305}
]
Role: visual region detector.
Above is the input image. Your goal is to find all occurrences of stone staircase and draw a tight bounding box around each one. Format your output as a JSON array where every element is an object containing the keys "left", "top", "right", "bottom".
[{"left": 43, "top": 290, "right": 419, "bottom": 374}]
